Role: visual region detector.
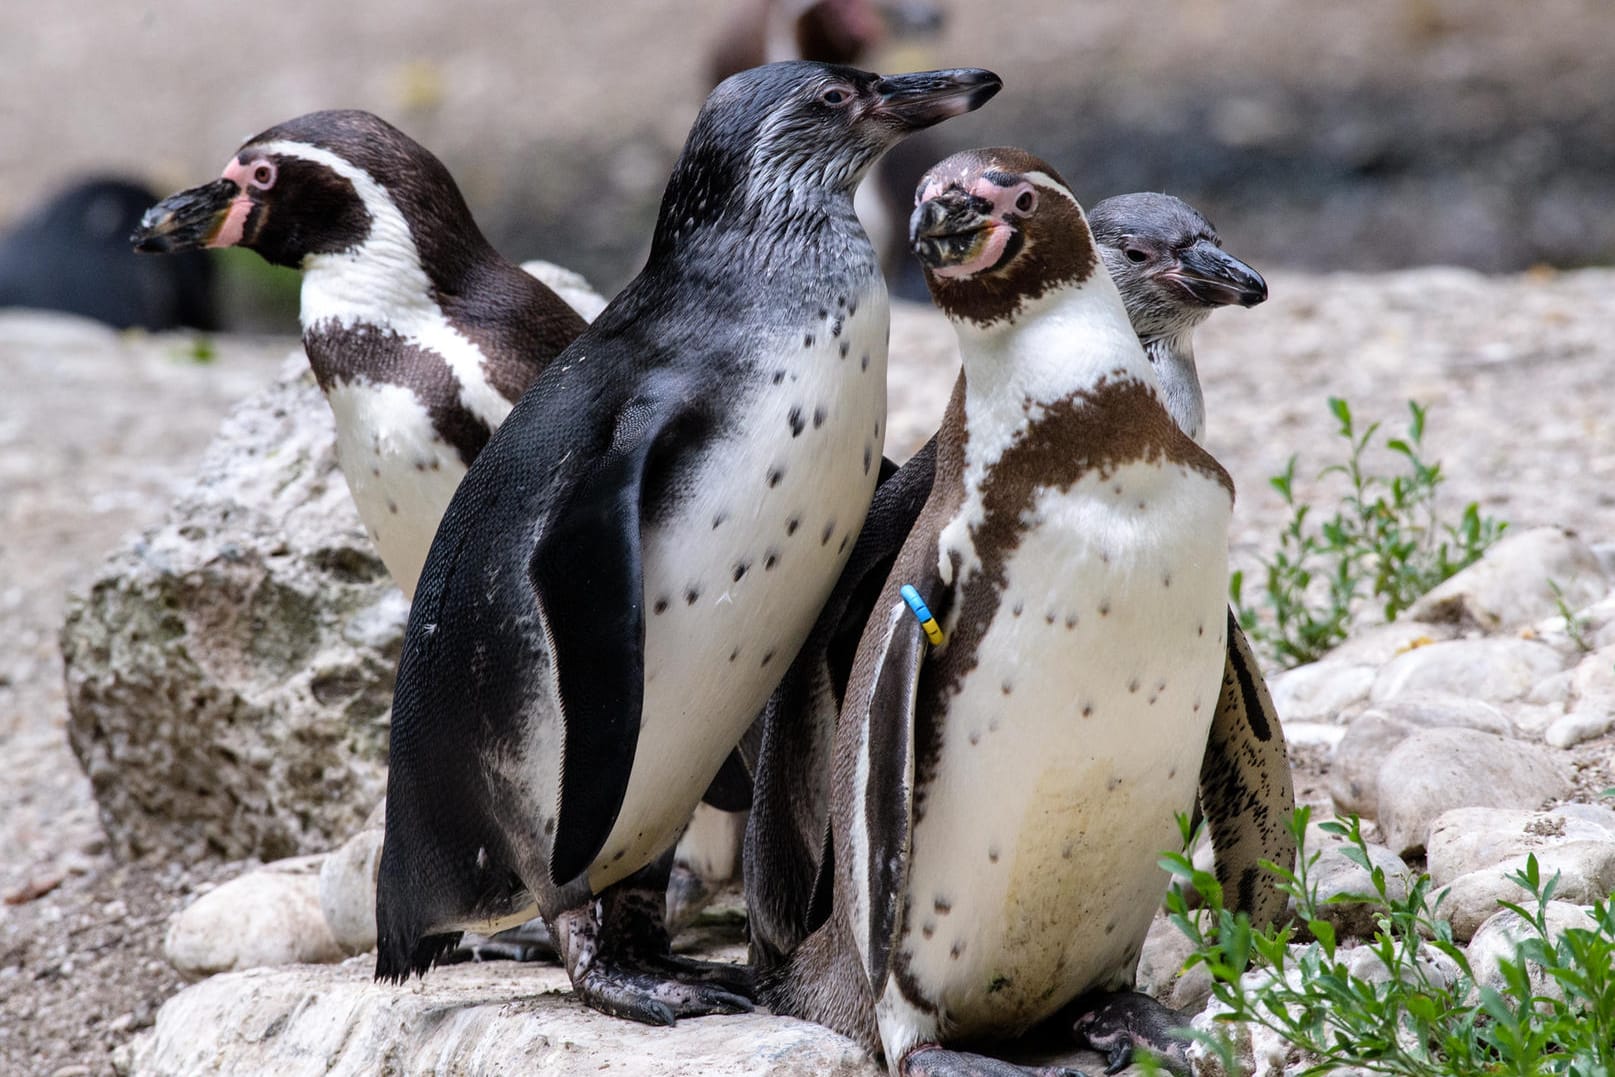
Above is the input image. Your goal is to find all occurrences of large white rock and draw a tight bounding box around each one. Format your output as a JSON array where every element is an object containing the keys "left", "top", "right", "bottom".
[
  {"left": 1267, "top": 660, "right": 1375, "bottom": 723},
  {"left": 1437, "top": 845, "right": 1615, "bottom": 940},
  {"left": 1427, "top": 806, "right": 1615, "bottom": 884},
  {"left": 1329, "top": 695, "right": 1514, "bottom": 818},
  {"left": 1370, "top": 638, "right": 1565, "bottom": 705},
  {"left": 1406, "top": 527, "right": 1608, "bottom": 632},
  {"left": 1374, "top": 729, "right": 1571, "bottom": 856},
  {"left": 119, "top": 959, "right": 883, "bottom": 1077},
  {"left": 1466, "top": 902, "right": 1599, "bottom": 1002},
  {"left": 165, "top": 856, "right": 344, "bottom": 979}
]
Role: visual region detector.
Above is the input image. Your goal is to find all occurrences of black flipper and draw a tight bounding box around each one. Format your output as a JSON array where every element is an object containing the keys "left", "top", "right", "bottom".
[
  {"left": 1198, "top": 611, "right": 1296, "bottom": 928},
  {"left": 858, "top": 590, "right": 930, "bottom": 994},
  {"left": 533, "top": 392, "right": 705, "bottom": 887}
]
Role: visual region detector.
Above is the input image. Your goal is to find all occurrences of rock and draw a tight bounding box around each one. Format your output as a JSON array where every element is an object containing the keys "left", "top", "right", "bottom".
[
  {"left": 1426, "top": 807, "right": 1615, "bottom": 884},
  {"left": 1341, "top": 941, "right": 1460, "bottom": 991},
  {"left": 319, "top": 826, "right": 384, "bottom": 954},
  {"left": 1544, "top": 802, "right": 1615, "bottom": 833},
  {"left": 1374, "top": 729, "right": 1571, "bottom": 856},
  {"left": 1545, "top": 710, "right": 1615, "bottom": 749},
  {"left": 62, "top": 359, "right": 401, "bottom": 862},
  {"left": 1559, "top": 643, "right": 1615, "bottom": 735},
  {"left": 165, "top": 856, "right": 343, "bottom": 978},
  {"left": 1316, "top": 620, "right": 1457, "bottom": 667},
  {"left": 1406, "top": 527, "right": 1608, "bottom": 632},
  {"left": 122, "top": 959, "right": 883, "bottom": 1077},
  {"left": 1438, "top": 845, "right": 1615, "bottom": 940},
  {"left": 1135, "top": 914, "right": 1211, "bottom": 1013},
  {"left": 1370, "top": 638, "right": 1564, "bottom": 705},
  {"left": 1329, "top": 696, "right": 1514, "bottom": 818},
  {"left": 1466, "top": 902, "right": 1599, "bottom": 1002},
  {"left": 1267, "top": 660, "right": 1375, "bottom": 723},
  {"left": 1298, "top": 840, "right": 1412, "bottom": 939}
]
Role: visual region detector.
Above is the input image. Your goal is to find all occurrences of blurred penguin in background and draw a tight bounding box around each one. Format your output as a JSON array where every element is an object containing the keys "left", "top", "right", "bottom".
[{"left": 0, "top": 176, "right": 217, "bottom": 331}]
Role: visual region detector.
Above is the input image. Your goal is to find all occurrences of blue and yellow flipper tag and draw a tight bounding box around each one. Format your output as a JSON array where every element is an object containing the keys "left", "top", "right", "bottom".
[{"left": 900, "top": 584, "right": 945, "bottom": 647}]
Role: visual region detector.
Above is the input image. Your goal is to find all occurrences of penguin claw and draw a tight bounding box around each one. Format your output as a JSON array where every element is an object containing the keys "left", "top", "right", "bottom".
[
  {"left": 573, "top": 957, "right": 754, "bottom": 1025},
  {"left": 1103, "top": 1045, "right": 1133, "bottom": 1076},
  {"left": 899, "top": 1045, "right": 1090, "bottom": 1077}
]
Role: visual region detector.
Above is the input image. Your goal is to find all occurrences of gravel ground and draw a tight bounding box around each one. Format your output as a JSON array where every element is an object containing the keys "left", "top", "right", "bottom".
[{"left": 4, "top": 262, "right": 1615, "bottom": 1073}]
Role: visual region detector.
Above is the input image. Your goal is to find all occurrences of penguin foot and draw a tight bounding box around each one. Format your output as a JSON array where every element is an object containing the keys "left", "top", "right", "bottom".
[
  {"left": 439, "top": 918, "right": 559, "bottom": 965},
  {"left": 899, "top": 1045, "right": 1089, "bottom": 1077},
  {"left": 664, "top": 862, "right": 717, "bottom": 936},
  {"left": 572, "top": 953, "right": 754, "bottom": 1025},
  {"left": 1070, "top": 991, "right": 1191, "bottom": 1076}
]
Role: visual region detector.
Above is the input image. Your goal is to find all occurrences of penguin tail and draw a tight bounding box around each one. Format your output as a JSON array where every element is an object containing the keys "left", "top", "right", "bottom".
[{"left": 374, "top": 929, "right": 463, "bottom": 984}]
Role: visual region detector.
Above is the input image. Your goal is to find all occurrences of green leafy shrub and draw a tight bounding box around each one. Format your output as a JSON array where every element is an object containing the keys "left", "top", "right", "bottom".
[
  {"left": 1231, "top": 398, "right": 1507, "bottom": 669},
  {"left": 1148, "top": 809, "right": 1615, "bottom": 1076}
]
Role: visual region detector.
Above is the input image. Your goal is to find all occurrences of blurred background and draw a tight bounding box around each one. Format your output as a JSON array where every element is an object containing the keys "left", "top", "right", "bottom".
[{"left": 0, "top": 0, "right": 1610, "bottom": 332}]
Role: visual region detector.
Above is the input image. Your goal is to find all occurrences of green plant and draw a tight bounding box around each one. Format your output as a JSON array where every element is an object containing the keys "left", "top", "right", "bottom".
[
  {"left": 1549, "top": 579, "right": 1593, "bottom": 654},
  {"left": 1231, "top": 398, "right": 1507, "bottom": 668},
  {"left": 1153, "top": 809, "right": 1615, "bottom": 1076}
]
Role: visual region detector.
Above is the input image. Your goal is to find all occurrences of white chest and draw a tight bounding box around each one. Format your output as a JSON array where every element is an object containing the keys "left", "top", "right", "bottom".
[
  {"left": 324, "top": 381, "right": 505, "bottom": 598},
  {"left": 586, "top": 282, "right": 890, "bottom": 890},
  {"left": 892, "top": 459, "right": 1230, "bottom": 1036}
]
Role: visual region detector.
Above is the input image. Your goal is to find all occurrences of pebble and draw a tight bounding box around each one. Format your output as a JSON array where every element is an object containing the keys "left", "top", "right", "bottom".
[
  {"left": 1296, "top": 840, "right": 1412, "bottom": 939},
  {"left": 318, "top": 827, "right": 384, "bottom": 954},
  {"left": 1328, "top": 695, "right": 1513, "bottom": 819},
  {"left": 1373, "top": 728, "right": 1570, "bottom": 856},
  {"left": 1438, "top": 845, "right": 1615, "bottom": 940},
  {"left": 1406, "top": 527, "right": 1607, "bottom": 633},
  {"left": 1370, "top": 637, "right": 1565, "bottom": 705},
  {"left": 1466, "top": 902, "right": 1598, "bottom": 1003},
  {"left": 164, "top": 855, "right": 344, "bottom": 979}
]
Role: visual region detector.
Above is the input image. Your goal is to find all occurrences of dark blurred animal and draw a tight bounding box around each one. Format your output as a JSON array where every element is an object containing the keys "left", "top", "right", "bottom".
[{"left": 0, "top": 176, "right": 217, "bottom": 331}]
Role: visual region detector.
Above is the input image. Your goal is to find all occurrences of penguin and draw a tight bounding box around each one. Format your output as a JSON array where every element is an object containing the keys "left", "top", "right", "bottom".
[
  {"left": 374, "top": 62, "right": 1002, "bottom": 1026},
  {"left": 764, "top": 148, "right": 1244, "bottom": 1074},
  {"left": 745, "top": 191, "right": 1291, "bottom": 977},
  {"left": 1087, "top": 192, "right": 1268, "bottom": 444},
  {"left": 131, "top": 109, "right": 588, "bottom": 599},
  {"left": 0, "top": 176, "right": 217, "bottom": 331}
]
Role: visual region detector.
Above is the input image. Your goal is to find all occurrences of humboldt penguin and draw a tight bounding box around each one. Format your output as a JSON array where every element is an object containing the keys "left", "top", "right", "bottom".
[
  {"left": 132, "top": 109, "right": 588, "bottom": 598},
  {"left": 746, "top": 191, "right": 1290, "bottom": 978},
  {"left": 374, "top": 62, "right": 1002, "bottom": 1025},
  {"left": 766, "top": 148, "right": 1245, "bottom": 1074},
  {"left": 1087, "top": 192, "right": 1268, "bottom": 444}
]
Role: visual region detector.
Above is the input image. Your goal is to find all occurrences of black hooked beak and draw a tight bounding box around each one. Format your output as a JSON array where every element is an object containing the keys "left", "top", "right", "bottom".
[
  {"left": 868, "top": 67, "right": 1001, "bottom": 132},
  {"left": 1165, "top": 239, "right": 1268, "bottom": 308},
  {"left": 909, "top": 187, "right": 996, "bottom": 271},
  {"left": 130, "top": 178, "right": 240, "bottom": 253}
]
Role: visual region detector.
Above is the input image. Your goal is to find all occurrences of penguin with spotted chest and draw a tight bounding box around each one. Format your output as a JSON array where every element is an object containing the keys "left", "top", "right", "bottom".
[
  {"left": 746, "top": 192, "right": 1292, "bottom": 1002},
  {"left": 374, "top": 62, "right": 1001, "bottom": 1025},
  {"left": 766, "top": 149, "right": 1246, "bottom": 1076}
]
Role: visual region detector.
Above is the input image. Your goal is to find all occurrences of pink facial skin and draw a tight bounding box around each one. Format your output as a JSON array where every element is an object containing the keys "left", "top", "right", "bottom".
[
  {"left": 919, "top": 174, "right": 1037, "bottom": 279},
  {"left": 210, "top": 156, "right": 275, "bottom": 248}
]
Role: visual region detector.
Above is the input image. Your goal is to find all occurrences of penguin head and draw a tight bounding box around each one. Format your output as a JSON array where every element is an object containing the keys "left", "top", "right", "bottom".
[
  {"left": 909, "top": 147, "right": 1101, "bottom": 327},
  {"left": 654, "top": 61, "right": 999, "bottom": 251},
  {"left": 132, "top": 110, "right": 482, "bottom": 272},
  {"left": 1087, "top": 192, "right": 1267, "bottom": 343}
]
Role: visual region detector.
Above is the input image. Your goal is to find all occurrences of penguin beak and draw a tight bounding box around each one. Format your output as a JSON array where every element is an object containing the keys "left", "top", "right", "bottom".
[
  {"left": 130, "top": 178, "right": 241, "bottom": 253},
  {"left": 909, "top": 188, "right": 1003, "bottom": 276},
  {"left": 868, "top": 67, "right": 1001, "bottom": 131},
  {"left": 1161, "top": 240, "right": 1268, "bottom": 308}
]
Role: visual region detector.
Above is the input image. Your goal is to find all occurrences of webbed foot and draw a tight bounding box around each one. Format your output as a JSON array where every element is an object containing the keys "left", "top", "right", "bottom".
[{"left": 1070, "top": 991, "right": 1191, "bottom": 1076}]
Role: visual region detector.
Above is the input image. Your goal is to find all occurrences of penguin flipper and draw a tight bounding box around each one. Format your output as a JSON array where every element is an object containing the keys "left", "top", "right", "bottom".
[
  {"left": 1198, "top": 610, "right": 1297, "bottom": 928},
  {"left": 849, "top": 585, "right": 933, "bottom": 996},
  {"left": 532, "top": 392, "right": 707, "bottom": 887}
]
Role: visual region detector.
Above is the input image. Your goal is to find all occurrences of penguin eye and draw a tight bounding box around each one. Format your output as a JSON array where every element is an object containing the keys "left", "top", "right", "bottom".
[
  {"left": 248, "top": 161, "right": 277, "bottom": 190},
  {"left": 1124, "top": 247, "right": 1148, "bottom": 264},
  {"left": 821, "top": 86, "right": 851, "bottom": 107},
  {"left": 1014, "top": 190, "right": 1036, "bottom": 214}
]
